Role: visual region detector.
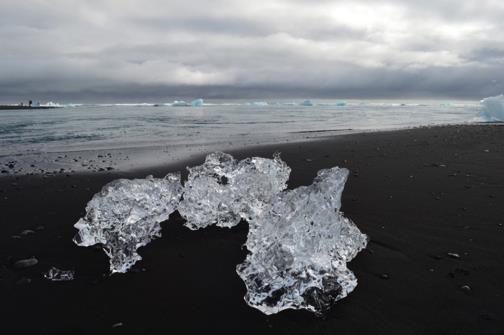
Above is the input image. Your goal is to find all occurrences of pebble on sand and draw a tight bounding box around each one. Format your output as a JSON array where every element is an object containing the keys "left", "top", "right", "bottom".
[
  {"left": 14, "top": 257, "right": 39, "bottom": 269},
  {"left": 460, "top": 285, "right": 471, "bottom": 294},
  {"left": 15, "top": 277, "right": 32, "bottom": 285},
  {"left": 447, "top": 252, "right": 460, "bottom": 259},
  {"left": 20, "top": 229, "right": 35, "bottom": 236}
]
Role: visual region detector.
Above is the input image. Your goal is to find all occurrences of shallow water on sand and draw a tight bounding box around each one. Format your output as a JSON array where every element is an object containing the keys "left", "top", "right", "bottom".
[{"left": 0, "top": 99, "right": 481, "bottom": 174}]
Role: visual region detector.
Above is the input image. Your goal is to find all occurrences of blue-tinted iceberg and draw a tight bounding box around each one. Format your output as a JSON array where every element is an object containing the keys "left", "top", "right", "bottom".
[
  {"left": 73, "top": 174, "right": 183, "bottom": 273},
  {"left": 178, "top": 152, "right": 291, "bottom": 230},
  {"left": 191, "top": 98, "right": 204, "bottom": 107},
  {"left": 237, "top": 167, "right": 368, "bottom": 315},
  {"left": 301, "top": 100, "right": 314, "bottom": 106},
  {"left": 480, "top": 95, "right": 504, "bottom": 122}
]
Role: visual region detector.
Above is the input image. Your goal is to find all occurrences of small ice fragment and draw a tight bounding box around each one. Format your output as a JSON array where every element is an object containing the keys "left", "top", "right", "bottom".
[
  {"left": 300, "top": 100, "right": 314, "bottom": 106},
  {"left": 479, "top": 95, "right": 504, "bottom": 122},
  {"left": 178, "top": 152, "right": 290, "bottom": 230},
  {"left": 44, "top": 267, "right": 75, "bottom": 281},
  {"left": 447, "top": 252, "right": 460, "bottom": 259},
  {"left": 236, "top": 167, "right": 368, "bottom": 315},
  {"left": 73, "top": 173, "right": 183, "bottom": 273},
  {"left": 191, "top": 98, "right": 204, "bottom": 107}
]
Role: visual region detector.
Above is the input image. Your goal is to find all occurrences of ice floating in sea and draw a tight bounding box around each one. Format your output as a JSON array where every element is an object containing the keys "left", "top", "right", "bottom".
[
  {"left": 73, "top": 152, "right": 367, "bottom": 315},
  {"left": 247, "top": 101, "right": 269, "bottom": 106},
  {"left": 301, "top": 100, "right": 314, "bottom": 106},
  {"left": 480, "top": 94, "right": 504, "bottom": 122},
  {"left": 191, "top": 98, "right": 204, "bottom": 107},
  {"left": 73, "top": 174, "right": 183, "bottom": 273},
  {"left": 171, "top": 100, "right": 191, "bottom": 107},
  {"left": 44, "top": 267, "right": 75, "bottom": 281},
  {"left": 178, "top": 152, "right": 290, "bottom": 230},
  {"left": 237, "top": 167, "right": 367, "bottom": 315},
  {"left": 41, "top": 101, "right": 62, "bottom": 107},
  {"left": 319, "top": 101, "right": 347, "bottom": 107}
]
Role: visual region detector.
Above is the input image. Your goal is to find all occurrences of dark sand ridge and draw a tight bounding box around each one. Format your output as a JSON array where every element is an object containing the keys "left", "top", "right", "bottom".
[
  {"left": 0, "top": 124, "right": 503, "bottom": 334},
  {"left": 0, "top": 106, "right": 59, "bottom": 110}
]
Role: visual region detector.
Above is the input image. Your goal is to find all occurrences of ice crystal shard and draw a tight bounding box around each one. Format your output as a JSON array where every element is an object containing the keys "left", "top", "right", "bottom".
[
  {"left": 236, "top": 167, "right": 368, "bottom": 315},
  {"left": 178, "top": 152, "right": 291, "bottom": 230},
  {"left": 73, "top": 173, "right": 183, "bottom": 273}
]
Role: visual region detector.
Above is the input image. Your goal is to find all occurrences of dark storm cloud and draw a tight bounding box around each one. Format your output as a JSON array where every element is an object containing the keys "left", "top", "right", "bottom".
[{"left": 0, "top": 0, "right": 503, "bottom": 102}]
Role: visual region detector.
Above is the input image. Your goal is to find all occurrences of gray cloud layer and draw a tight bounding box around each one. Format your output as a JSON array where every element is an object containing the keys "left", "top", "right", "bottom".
[{"left": 1, "top": 0, "right": 503, "bottom": 102}]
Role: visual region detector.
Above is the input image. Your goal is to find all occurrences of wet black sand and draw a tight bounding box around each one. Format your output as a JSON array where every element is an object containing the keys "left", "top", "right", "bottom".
[{"left": 1, "top": 124, "right": 503, "bottom": 334}]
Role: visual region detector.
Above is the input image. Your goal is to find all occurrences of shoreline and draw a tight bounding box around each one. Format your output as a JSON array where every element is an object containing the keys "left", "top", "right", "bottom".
[
  {"left": 1, "top": 122, "right": 496, "bottom": 178},
  {"left": 0, "top": 106, "right": 60, "bottom": 110},
  {"left": 1, "top": 123, "right": 503, "bottom": 334}
]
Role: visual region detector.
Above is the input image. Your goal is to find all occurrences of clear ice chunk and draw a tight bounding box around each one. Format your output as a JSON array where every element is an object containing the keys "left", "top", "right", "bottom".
[
  {"left": 44, "top": 267, "right": 75, "bottom": 281},
  {"left": 480, "top": 94, "right": 504, "bottom": 122},
  {"left": 236, "top": 167, "right": 368, "bottom": 315},
  {"left": 72, "top": 151, "right": 367, "bottom": 315},
  {"left": 177, "top": 152, "right": 291, "bottom": 230},
  {"left": 73, "top": 173, "right": 183, "bottom": 273}
]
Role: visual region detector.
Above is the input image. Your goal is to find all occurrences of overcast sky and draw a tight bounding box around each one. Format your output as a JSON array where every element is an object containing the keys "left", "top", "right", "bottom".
[{"left": 1, "top": 0, "right": 503, "bottom": 101}]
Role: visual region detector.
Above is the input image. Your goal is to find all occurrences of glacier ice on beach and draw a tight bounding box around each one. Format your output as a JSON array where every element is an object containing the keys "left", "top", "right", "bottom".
[
  {"left": 178, "top": 152, "right": 291, "bottom": 230},
  {"left": 236, "top": 167, "right": 368, "bottom": 315},
  {"left": 72, "top": 151, "right": 367, "bottom": 315},
  {"left": 44, "top": 267, "right": 75, "bottom": 281},
  {"left": 480, "top": 95, "right": 504, "bottom": 122},
  {"left": 73, "top": 174, "right": 183, "bottom": 273}
]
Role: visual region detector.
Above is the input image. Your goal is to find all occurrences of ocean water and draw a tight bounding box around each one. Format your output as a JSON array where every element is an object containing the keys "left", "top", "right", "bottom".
[{"left": 0, "top": 99, "right": 482, "bottom": 174}]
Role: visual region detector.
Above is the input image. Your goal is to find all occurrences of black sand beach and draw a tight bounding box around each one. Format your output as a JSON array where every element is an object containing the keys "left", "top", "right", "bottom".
[{"left": 1, "top": 124, "right": 503, "bottom": 335}]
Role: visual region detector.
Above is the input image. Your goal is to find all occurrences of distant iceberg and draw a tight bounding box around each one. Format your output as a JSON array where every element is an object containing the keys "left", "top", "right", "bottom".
[
  {"left": 247, "top": 101, "right": 269, "bottom": 106},
  {"left": 480, "top": 95, "right": 504, "bottom": 122},
  {"left": 319, "top": 101, "right": 347, "bottom": 107},
  {"left": 41, "top": 101, "right": 63, "bottom": 107},
  {"left": 191, "top": 98, "right": 204, "bottom": 107},
  {"left": 171, "top": 100, "right": 191, "bottom": 107},
  {"left": 300, "top": 100, "right": 314, "bottom": 106}
]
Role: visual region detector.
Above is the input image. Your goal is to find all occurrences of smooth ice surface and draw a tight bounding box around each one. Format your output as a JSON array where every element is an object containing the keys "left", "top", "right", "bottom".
[
  {"left": 73, "top": 174, "right": 183, "bottom": 273},
  {"left": 44, "top": 267, "right": 75, "bottom": 281},
  {"left": 480, "top": 95, "right": 504, "bottom": 122},
  {"left": 178, "top": 152, "right": 291, "bottom": 230},
  {"left": 236, "top": 167, "right": 368, "bottom": 315}
]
